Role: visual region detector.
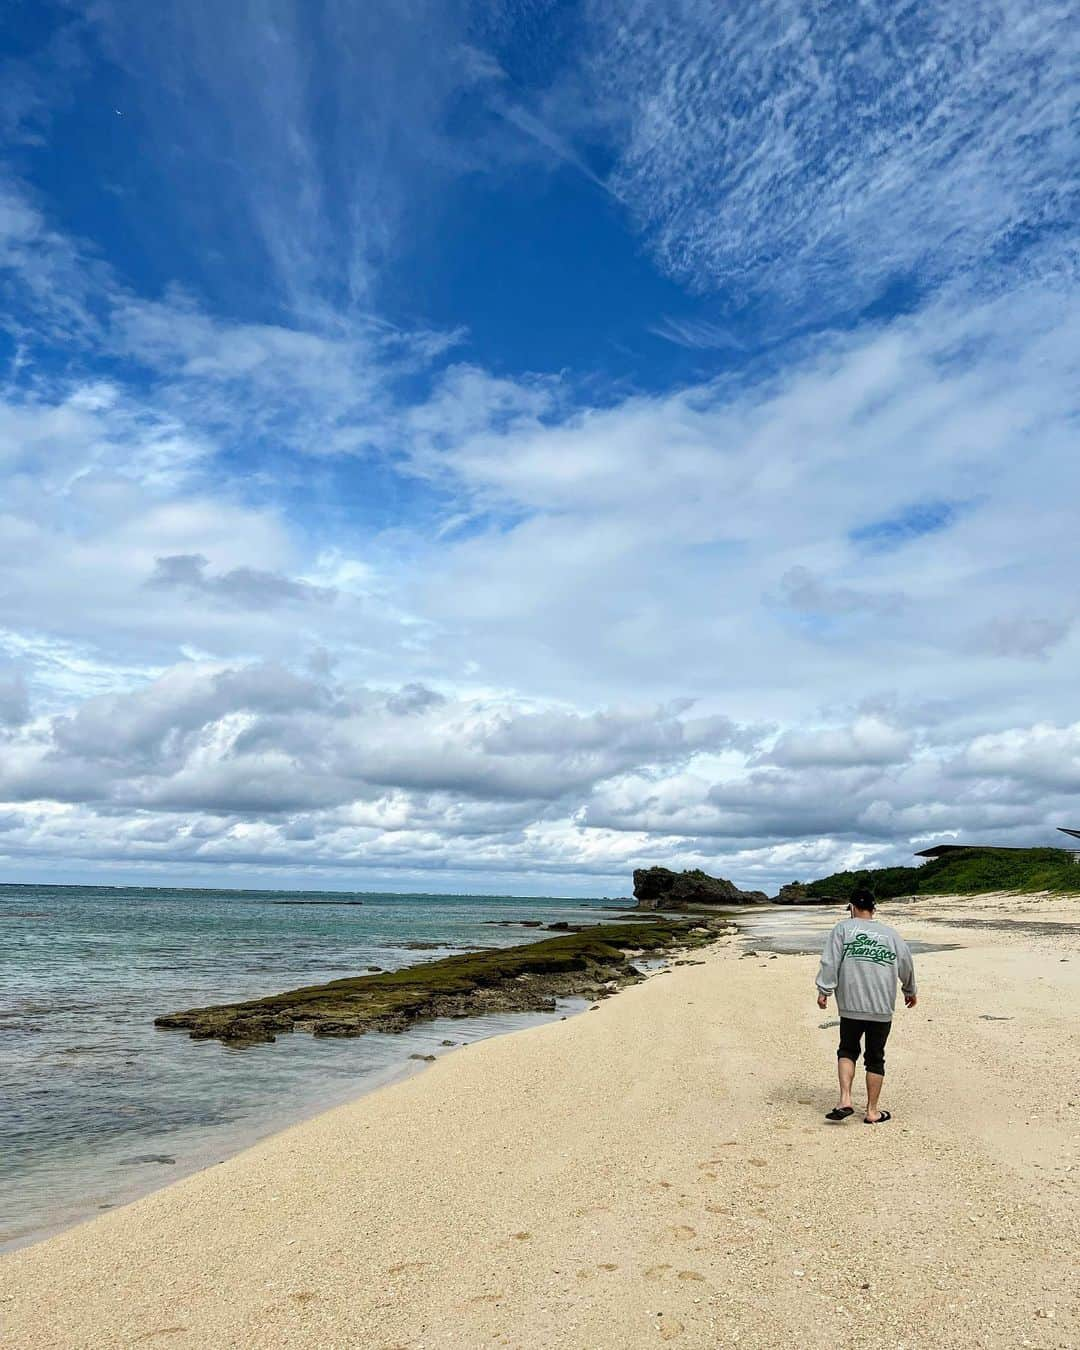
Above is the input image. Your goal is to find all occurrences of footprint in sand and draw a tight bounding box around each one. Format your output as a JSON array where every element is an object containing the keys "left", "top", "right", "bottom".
[
  {"left": 747, "top": 1159, "right": 768, "bottom": 1167},
  {"left": 659, "top": 1318, "right": 685, "bottom": 1341},
  {"left": 704, "top": 1203, "right": 732, "bottom": 1215},
  {"left": 644, "top": 1263, "right": 672, "bottom": 1280},
  {"left": 597, "top": 1263, "right": 619, "bottom": 1271},
  {"left": 387, "top": 1262, "right": 427, "bottom": 1275},
  {"left": 468, "top": 1294, "right": 503, "bottom": 1306},
  {"left": 511, "top": 1232, "right": 531, "bottom": 1241},
  {"left": 677, "top": 1270, "right": 705, "bottom": 1282},
  {"left": 667, "top": 1224, "right": 697, "bottom": 1240},
  {"left": 289, "top": 1291, "right": 317, "bottom": 1304}
]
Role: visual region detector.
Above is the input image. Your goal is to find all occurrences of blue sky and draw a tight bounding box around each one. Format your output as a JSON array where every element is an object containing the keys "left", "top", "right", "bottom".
[{"left": 0, "top": 0, "right": 1078, "bottom": 893}]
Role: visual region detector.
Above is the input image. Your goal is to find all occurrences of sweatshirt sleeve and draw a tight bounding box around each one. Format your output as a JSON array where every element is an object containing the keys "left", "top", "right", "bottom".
[
  {"left": 896, "top": 936, "right": 917, "bottom": 997},
  {"left": 816, "top": 923, "right": 844, "bottom": 996}
]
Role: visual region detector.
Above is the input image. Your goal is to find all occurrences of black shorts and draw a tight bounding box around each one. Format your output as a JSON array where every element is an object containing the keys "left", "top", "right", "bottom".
[{"left": 837, "top": 1017, "right": 891, "bottom": 1076}]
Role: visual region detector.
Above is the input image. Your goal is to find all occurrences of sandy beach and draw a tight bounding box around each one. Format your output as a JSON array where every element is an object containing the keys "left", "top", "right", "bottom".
[{"left": 3, "top": 893, "right": 1078, "bottom": 1349}]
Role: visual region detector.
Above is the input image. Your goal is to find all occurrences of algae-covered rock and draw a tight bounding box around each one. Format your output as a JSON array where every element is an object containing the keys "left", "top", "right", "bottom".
[
  {"left": 633, "top": 867, "right": 769, "bottom": 910},
  {"left": 155, "top": 919, "right": 722, "bottom": 1049}
]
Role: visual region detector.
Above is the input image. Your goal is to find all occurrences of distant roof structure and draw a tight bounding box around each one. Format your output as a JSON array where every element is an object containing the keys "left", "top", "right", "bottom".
[
  {"left": 914, "top": 844, "right": 1033, "bottom": 858},
  {"left": 915, "top": 833, "right": 1080, "bottom": 859}
]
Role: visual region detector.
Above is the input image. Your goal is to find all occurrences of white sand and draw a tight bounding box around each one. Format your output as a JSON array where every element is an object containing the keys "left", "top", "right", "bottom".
[{"left": 2, "top": 893, "right": 1078, "bottom": 1349}]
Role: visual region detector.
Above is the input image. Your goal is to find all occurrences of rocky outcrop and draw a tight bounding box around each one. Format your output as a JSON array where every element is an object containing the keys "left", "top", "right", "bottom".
[
  {"left": 155, "top": 919, "right": 728, "bottom": 1047},
  {"left": 633, "top": 867, "right": 769, "bottom": 910},
  {"left": 772, "top": 880, "right": 837, "bottom": 905}
]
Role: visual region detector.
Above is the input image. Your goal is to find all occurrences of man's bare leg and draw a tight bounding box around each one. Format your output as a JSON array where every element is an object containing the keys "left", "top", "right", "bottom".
[
  {"left": 865, "top": 1071, "right": 884, "bottom": 1121},
  {"left": 837, "top": 1056, "right": 856, "bottom": 1109}
]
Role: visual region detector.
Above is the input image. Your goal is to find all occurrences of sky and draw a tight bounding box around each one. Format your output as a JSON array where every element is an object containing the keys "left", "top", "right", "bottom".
[{"left": 1, "top": 0, "right": 1078, "bottom": 896}]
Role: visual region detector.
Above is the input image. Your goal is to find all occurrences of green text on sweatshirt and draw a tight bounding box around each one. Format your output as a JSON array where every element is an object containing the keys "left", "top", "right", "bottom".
[{"left": 815, "top": 917, "right": 917, "bottom": 1023}]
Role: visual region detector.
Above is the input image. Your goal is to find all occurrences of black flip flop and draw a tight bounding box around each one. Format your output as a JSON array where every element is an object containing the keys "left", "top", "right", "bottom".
[
  {"left": 863, "top": 1110, "right": 892, "bottom": 1125},
  {"left": 825, "top": 1106, "right": 855, "bottom": 1121}
]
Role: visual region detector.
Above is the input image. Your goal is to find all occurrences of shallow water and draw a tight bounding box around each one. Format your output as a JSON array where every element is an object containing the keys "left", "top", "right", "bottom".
[
  {"left": 0, "top": 884, "right": 610, "bottom": 1250},
  {"left": 733, "top": 903, "right": 959, "bottom": 955}
]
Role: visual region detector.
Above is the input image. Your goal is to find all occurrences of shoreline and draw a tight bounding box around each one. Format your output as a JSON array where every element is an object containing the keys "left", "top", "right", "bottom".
[
  {"left": 2, "top": 918, "right": 728, "bottom": 1256},
  {"left": 4, "top": 893, "right": 1078, "bottom": 1348},
  {"left": 0, "top": 893, "right": 688, "bottom": 1253},
  {"left": 0, "top": 1053, "right": 422, "bottom": 1259}
]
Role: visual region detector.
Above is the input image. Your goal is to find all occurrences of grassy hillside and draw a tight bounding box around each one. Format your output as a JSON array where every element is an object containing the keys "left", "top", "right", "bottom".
[{"left": 803, "top": 847, "right": 1080, "bottom": 900}]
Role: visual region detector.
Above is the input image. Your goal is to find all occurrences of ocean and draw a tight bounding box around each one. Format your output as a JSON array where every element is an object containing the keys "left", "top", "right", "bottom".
[{"left": 0, "top": 882, "right": 616, "bottom": 1251}]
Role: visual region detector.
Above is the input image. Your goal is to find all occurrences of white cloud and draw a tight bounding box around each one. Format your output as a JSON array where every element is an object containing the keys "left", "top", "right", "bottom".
[
  {"left": 2, "top": 255, "right": 1076, "bottom": 887},
  {"left": 0, "top": 663, "right": 757, "bottom": 810},
  {"left": 0, "top": 179, "right": 101, "bottom": 342},
  {"left": 571, "top": 0, "right": 1079, "bottom": 315},
  {"left": 956, "top": 722, "right": 1080, "bottom": 792},
  {"left": 2, "top": 660, "right": 1075, "bottom": 892},
  {"left": 397, "top": 279, "right": 1079, "bottom": 717},
  {"left": 766, "top": 717, "right": 913, "bottom": 769},
  {"left": 81, "top": 0, "right": 532, "bottom": 313},
  {"left": 112, "top": 294, "right": 462, "bottom": 457},
  {"left": 2, "top": 6, "right": 1078, "bottom": 892},
  {"left": 0, "top": 666, "right": 29, "bottom": 726}
]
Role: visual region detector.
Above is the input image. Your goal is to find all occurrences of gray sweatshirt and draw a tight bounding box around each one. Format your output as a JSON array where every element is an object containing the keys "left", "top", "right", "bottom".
[{"left": 815, "top": 917, "right": 917, "bottom": 1023}]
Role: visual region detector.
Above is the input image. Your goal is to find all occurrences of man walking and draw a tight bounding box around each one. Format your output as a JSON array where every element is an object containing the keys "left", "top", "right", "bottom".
[{"left": 815, "top": 885, "right": 917, "bottom": 1123}]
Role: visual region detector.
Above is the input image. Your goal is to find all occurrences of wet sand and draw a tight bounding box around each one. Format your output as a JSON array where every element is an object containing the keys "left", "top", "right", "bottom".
[{"left": 2, "top": 892, "right": 1078, "bottom": 1348}]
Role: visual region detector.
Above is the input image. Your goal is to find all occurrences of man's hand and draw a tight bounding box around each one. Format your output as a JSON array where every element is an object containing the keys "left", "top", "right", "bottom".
[
  {"left": 817, "top": 993, "right": 828, "bottom": 1010},
  {"left": 905, "top": 994, "right": 918, "bottom": 1008}
]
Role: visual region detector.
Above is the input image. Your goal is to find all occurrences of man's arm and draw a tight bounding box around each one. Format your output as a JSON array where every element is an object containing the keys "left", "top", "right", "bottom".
[
  {"left": 815, "top": 924, "right": 844, "bottom": 1003},
  {"left": 896, "top": 935, "right": 917, "bottom": 1006}
]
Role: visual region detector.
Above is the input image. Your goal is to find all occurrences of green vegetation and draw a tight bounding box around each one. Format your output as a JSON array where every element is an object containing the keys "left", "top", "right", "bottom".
[
  {"left": 156, "top": 918, "right": 724, "bottom": 1046},
  {"left": 803, "top": 847, "right": 1080, "bottom": 901}
]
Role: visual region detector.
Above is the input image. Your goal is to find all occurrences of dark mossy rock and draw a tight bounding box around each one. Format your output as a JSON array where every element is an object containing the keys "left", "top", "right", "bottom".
[
  {"left": 633, "top": 867, "right": 769, "bottom": 910},
  {"left": 156, "top": 919, "right": 724, "bottom": 1048},
  {"left": 773, "top": 881, "right": 835, "bottom": 905}
]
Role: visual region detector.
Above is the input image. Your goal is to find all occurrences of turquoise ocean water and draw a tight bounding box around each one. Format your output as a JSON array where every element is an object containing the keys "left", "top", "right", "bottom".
[{"left": 0, "top": 883, "right": 615, "bottom": 1250}]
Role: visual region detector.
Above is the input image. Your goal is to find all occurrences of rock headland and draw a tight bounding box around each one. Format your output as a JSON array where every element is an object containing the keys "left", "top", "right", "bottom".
[{"left": 632, "top": 866, "right": 769, "bottom": 910}]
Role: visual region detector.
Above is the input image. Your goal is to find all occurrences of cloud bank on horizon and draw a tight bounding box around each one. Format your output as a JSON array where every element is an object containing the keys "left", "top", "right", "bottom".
[{"left": 0, "top": 0, "right": 1077, "bottom": 894}]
